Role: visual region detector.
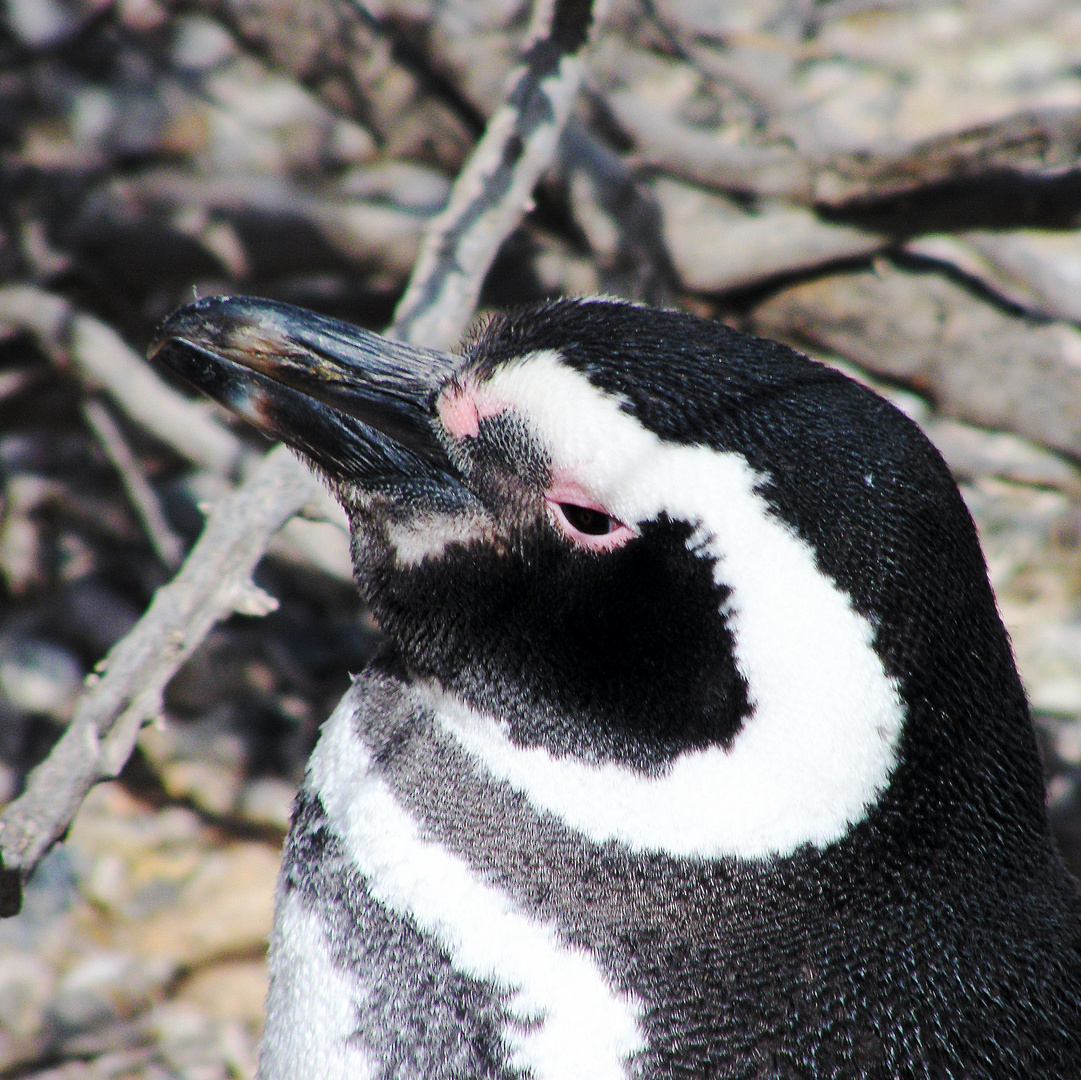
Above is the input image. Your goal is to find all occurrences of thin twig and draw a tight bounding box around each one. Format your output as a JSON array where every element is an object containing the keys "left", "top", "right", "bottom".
[
  {"left": 165, "top": 0, "right": 475, "bottom": 171},
  {"left": 0, "top": 286, "right": 247, "bottom": 477},
  {"left": 650, "top": 177, "right": 885, "bottom": 294},
  {"left": 390, "top": 0, "right": 597, "bottom": 344},
  {"left": 0, "top": 444, "right": 312, "bottom": 886},
  {"left": 0, "top": 284, "right": 352, "bottom": 578},
  {"left": 612, "top": 95, "right": 1081, "bottom": 207},
  {"left": 805, "top": 0, "right": 931, "bottom": 30},
  {"left": 559, "top": 117, "right": 676, "bottom": 304},
  {"left": 82, "top": 397, "right": 186, "bottom": 570},
  {"left": 88, "top": 169, "right": 445, "bottom": 290},
  {"left": 609, "top": 90, "right": 816, "bottom": 201}
]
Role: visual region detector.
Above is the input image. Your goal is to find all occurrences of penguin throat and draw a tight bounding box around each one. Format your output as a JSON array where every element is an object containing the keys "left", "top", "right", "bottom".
[
  {"left": 366, "top": 516, "right": 753, "bottom": 772},
  {"left": 420, "top": 681, "right": 899, "bottom": 859}
]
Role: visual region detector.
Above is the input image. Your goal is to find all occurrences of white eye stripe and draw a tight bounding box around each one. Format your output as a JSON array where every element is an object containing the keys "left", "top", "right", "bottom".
[{"left": 447, "top": 351, "right": 906, "bottom": 858}]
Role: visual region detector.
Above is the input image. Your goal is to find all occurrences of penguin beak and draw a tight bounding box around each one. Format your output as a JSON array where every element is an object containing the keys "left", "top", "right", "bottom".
[{"left": 150, "top": 296, "right": 467, "bottom": 498}]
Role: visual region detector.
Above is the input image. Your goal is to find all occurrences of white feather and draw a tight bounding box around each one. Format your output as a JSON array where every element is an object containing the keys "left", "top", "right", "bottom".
[
  {"left": 386, "top": 511, "right": 495, "bottom": 566},
  {"left": 305, "top": 692, "right": 646, "bottom": 1080},
  {"left": 258, "top": 886, "right": 378, "bottom": 1080}
]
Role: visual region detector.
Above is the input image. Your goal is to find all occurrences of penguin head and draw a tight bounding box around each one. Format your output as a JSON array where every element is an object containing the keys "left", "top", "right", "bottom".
[{"left": 152, "top": 295, "right": 1044, "bottom": 859}]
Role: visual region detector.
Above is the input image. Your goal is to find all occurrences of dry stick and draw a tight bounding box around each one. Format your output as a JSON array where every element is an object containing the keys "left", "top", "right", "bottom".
[
  {"left": 0, "top": 284, "right": 352, "bottom": 577},
  {"left": 389, "top": 0, "right": 595, "bottom": 345},
  {"left": 608, "top": 91, "right": 817, "bottom": 202},
  {"left": 559, "top": 117, "right": 675, "bottom": 304},
  {"left": 0, "top": 285, "right": 247, "bottom": 477},
  {"left": 173, "top": 0, "right": 475, "bottom": 173},
  {"left": 0, "top": 444, "right": 301, "bottom": 914},
  {"left": 5, "top": 276, "right": 361, "bottom": 577},
  {"left": 82, "top": 397, "right": 186, "bottom": 570},
  {"left": 0, "top": 0, "right": 596, "bottom": 913},
  {"left": 612, "top": 94, "right": 1081, "bottom": 206}
]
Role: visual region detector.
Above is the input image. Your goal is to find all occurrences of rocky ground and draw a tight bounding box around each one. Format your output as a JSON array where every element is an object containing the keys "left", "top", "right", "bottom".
[{"left": 4, "top": 0, "right": 1081, "bottom": 1075}]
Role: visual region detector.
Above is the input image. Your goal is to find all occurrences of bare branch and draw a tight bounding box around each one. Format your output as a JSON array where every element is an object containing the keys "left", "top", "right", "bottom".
[
  {"left": 0, "top": 285, "right": 352, "bottom": 578},
  {"left": 389, "top": 0, "right": 597, "bottom": 345},
  {"left": 608, "top": 90, "right": 816, "bottom": 202},
  {"left": 0, "top": 444, "right": 317, "bottom": 884},
  {"left": 560, "top": 117, "right": 675, "bottom": 304},
  {"left": 167, "top": 0, "right": 475, "bottom": 170},
  {"left": 612, "top": 93, "right": 1081, "bottom": 209},
  {"left": 0, "top": 286, "right": 246, "bottom": 477},
  {"left": 82, "top": 397, "right": 186, "bottom": 570},
  {"left": 905, "top": 231, "right": 1081, "bottom": 326},
  {"left": 81, "top": 169, "right": 445, "bottom": 295},
  {"left": 650, "top": 177, "right": 886, "bottom": 294}
]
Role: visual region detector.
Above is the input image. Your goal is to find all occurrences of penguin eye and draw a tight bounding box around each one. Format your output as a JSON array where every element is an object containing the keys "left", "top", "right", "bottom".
[
  {"left": 558, "top": 503, "right": 614, "bottom": 535},
  {"left": 545, "top": 488, "right": 635, "bottom": 552}
]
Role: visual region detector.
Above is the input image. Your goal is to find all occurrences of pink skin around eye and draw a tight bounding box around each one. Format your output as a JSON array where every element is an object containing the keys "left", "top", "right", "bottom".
[
  {"left": 436, "top": 390, "right": 633, "bottom": 553},
  {"left": 545, "top": 479, "right": 635, "bottom": 552}
]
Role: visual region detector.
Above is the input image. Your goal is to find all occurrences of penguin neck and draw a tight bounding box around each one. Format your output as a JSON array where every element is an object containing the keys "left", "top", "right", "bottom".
[
  {"left": 313, "top": 659, "right": 1081, "bottom": 1079},
  {"left": 415, "top": 617, "right": 1052, "bottom": 871},
  {"left": 417, "top": 677, "right": 897, "bottom": 862},
  {"left": 360, "top": 443, "right": 917, "bottom": 860}
]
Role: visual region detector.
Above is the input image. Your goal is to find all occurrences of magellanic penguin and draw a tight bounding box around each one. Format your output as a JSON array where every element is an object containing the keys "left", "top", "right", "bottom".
[{"left": 151, "top": 295, "right": 1081, "bottom": 1079}]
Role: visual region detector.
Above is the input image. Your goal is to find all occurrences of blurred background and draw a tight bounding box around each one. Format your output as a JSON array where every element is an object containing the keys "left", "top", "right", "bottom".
[{"left": 4, "top": 0, "right": 1081, "bottom": 1075}]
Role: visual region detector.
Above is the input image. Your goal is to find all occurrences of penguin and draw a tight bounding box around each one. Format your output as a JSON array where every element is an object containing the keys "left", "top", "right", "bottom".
[{"left": 151, "top": 294, "right": 1081, "bottom": 1079}]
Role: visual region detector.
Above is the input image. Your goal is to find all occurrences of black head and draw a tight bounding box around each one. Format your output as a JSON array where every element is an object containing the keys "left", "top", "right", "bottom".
[{"left": 151, "top": 295, "right": 1048, "bottom": 858}]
